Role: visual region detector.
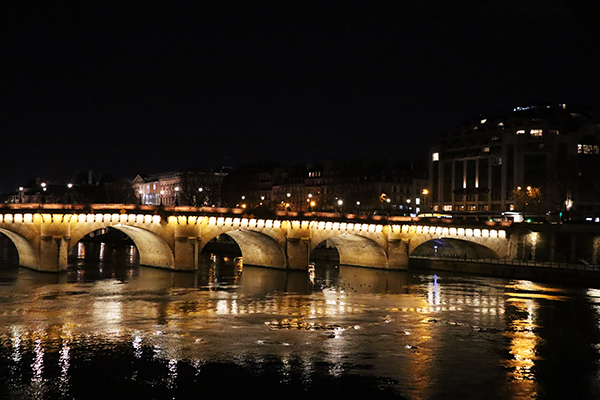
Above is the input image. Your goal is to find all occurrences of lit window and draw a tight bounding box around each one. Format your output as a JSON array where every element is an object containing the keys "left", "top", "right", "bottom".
[
  {"left": 443, "top": 205, "right": 453, "bottom": 211},
  {"left": 432, "top": 152, "right": 439, "bottom": 161},
  {"left": 516, "top": 130, "right": 525, "bottom": 135},
  {"left": 549, "top": 129, "right": 559, "bottom": 135},
  {"left": 530, "top": 129, "right": 543, "bottom": 137},
  {"left": 483, "top": 146, "right": 490, "bottom": 152},
  {"left": 415, "top": 198, "right": 420, "bottom": 205},
  {"left": 578, "top": 144, "right": 600, "bottom": 154}
]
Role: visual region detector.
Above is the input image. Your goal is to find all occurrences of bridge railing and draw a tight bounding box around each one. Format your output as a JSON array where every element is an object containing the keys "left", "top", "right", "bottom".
[
  {"left": 410, "top": 254, "right": 600, "bottom": 273},
  {"left": 0, "top": 203, "right": 517, "bottom": 227}
]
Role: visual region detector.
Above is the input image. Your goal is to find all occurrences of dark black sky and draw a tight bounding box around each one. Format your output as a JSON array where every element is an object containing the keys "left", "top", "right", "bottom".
[{"left": 2, "top": 1, "right": 599, "bottom": 192}]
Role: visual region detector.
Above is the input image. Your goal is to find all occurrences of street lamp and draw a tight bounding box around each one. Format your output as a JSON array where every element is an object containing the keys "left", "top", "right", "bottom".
[
  {"left": 174, "top": 186, "right": 180, "bottom": 206},
  {"left": 422, "top": 189, "right": 429, "bottom": 210}
]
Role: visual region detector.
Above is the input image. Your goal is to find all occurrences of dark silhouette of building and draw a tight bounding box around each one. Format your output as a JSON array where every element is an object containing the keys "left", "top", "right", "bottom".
[{"left": 222, "top": 160, "right": 428, "bottom": 215}]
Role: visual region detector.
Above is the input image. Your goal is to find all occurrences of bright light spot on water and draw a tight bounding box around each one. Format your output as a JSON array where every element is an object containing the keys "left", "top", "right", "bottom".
[
  {"left": 11, "top": 325, "right": 21, "bottom": 364},
  {"left": 132, "top": 332, "right": 143, "bottom": 359},
  {"left": 216, "top": 299, "right": 229, "bottom": 314},
  {"left": 31, "top": 333, "right": 45, "bottom": 392},
  {"left": 59, "top": 337, "right": 71, "bottom": 396},
  {"left": 166, "top": 358, "right": 178, "bottom": 389}
]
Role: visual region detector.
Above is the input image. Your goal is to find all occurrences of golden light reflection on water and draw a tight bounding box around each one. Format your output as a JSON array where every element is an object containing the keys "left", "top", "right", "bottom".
[
  {"left": 504, "top": 282, "right": 542, "bottom": 399},
  {"left": 506, "top": 298, "right": 539, "bottom": 380}
]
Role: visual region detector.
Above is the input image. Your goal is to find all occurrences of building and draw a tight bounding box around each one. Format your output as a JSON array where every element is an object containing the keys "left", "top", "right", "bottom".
[
  {"left": 429, "top": 104, "right": 600, "bottom": 220},
  {"left": 133, "top": 170, "right": 228, "bottom": 207},
  {"left": 222, "top": 160, "right": 429, "bottom": 215}
]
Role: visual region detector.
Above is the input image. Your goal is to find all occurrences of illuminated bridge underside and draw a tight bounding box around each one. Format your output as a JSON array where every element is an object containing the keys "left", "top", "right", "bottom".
[
  {"left": 413, "top": 238, "right": 498, "bottom": 259},
  {"left": 327, "top": 234, "right": 389, "bottom": 269},
  {"left": 113, "top": 225, "right": 175, "bottom": 269},
  {"left": 0, "top": 228, "right": 38, "bottom": 269},
  {"left": 226, "top": 230, "right": 286, "bottom": 269}
]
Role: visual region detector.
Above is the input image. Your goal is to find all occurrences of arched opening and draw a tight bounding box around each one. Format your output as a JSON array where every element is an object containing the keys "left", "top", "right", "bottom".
[
  {"left": 0, "top": 228, "right": 39, "bottom": 270},
  {"left": 198, "top": 233, "right": 243, "bottom": 288},
  {"left": 319, "top": 234, "right": 389, "bottom": 269},
  {"left": 309, "top": 239, "right": 341, "bottom": 289},
  {"left": 0, "top": 231, "right": 20, "bottom": 271},
  {"left": 202, "top": 230, "right": 286, "bottom": 269},
  {"left": 68, "top": 227, "right": 140, "bottom": 282},
  {"left": 411, "top": 238, "right": 498, "bottom": 260}
]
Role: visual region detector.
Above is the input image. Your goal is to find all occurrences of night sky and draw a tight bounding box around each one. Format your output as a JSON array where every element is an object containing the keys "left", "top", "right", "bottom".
[{"left": 2, "top": 1, "right": 599, "bottom": 192}]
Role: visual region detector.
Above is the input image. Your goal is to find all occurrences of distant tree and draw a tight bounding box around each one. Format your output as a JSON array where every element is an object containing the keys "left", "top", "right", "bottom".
[
  {"left": 177, "top": 172, "right": 218, "bottom": 206},
  {"left": 102, "top": 180, "right": 138, "bottom": 204},
  {"left": 513, "top": 186, "right": 543, "bottom": 215}
]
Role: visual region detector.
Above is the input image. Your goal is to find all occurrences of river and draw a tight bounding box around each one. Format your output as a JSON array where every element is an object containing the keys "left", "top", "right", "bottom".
[{"left": 1, "top": 241, "right": 600, "bottom": 399}]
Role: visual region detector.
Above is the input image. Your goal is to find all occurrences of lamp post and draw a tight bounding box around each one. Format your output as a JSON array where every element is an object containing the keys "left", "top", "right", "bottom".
[
  {"left": 174, "top": 186, "right": 180, "bottom": 206},
  {"left": 422, "top": 189, "right": 429, "bottom": 210},
  {"left": 66, "top": 183, "right": 73, "bottom": 204}
]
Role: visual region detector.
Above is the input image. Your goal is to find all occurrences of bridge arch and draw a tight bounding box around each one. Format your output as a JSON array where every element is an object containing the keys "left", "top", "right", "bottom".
[
  {"left": 70, "top": 224, "right": 175, "bottom": 269},
  {"left": 411, "top": 238, "right": 498, "bottom": 259},
  {"left": 201, "top": 229, "right": 287, "bottom": 269},
  {"left": 0, "top": 228, "right": 39, "bottom": 269},
  {"left": 311, "top": 234, "right": 389, "bottom": 269}
]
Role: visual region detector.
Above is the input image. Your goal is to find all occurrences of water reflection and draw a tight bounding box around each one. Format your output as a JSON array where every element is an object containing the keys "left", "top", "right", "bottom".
[{"left": 2, "top": 244, "right": 600, "bottom": 399}]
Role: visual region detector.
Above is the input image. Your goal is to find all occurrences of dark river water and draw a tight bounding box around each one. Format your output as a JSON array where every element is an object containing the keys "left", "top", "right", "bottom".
[{"left": 1, "top": 241, "right": 600, "bottom": 399}]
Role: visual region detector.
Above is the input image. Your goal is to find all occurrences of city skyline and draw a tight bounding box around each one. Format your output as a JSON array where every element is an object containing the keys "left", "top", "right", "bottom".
[{"left": 3, "top": 1, "right": 599, "bottom": 193}]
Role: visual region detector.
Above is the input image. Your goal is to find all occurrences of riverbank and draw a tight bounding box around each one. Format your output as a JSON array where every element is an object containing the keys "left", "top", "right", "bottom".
[{"left": 409, "top": 257, "right": 600, "bottom": 287}]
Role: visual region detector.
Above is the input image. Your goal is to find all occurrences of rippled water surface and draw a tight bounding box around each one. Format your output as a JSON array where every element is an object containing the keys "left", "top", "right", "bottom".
[{"left": 2, "top": 242, "right": 600, "bottom": 399}]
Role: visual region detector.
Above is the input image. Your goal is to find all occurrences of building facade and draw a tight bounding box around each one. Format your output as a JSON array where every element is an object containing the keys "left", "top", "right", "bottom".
[
  {"left": 222, "top": 160, "right": 429, "bottom": 215},
  {"left": 429, "top": 104, "right": 600, "bottom": 219},
  {"left": 133, "top": 170, "right": 228, "bottom": 207}
]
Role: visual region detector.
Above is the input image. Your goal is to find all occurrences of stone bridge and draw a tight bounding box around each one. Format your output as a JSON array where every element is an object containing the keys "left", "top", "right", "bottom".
[{"left": 0, "top": 204, "right": 515, "bottom": 272}]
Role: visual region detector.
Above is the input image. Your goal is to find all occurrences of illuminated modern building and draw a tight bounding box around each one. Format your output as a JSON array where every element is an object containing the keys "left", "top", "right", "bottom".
[{"left": 429, "top": 104, "right": 600, "bottom": 219}]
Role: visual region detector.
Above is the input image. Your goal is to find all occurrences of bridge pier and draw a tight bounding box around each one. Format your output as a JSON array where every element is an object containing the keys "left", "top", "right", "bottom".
[
  {"left": 174, "top": 237, "right": 199, "bottom": 270},
  {"left": 39, "top": 235, "right": 69, "bottom": 272},
  {"left": 387, "top": 239, "right": 409, "bottom": 269},
  {"left": 286, "top": 237, "right": 309, "bottom": 270}
]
